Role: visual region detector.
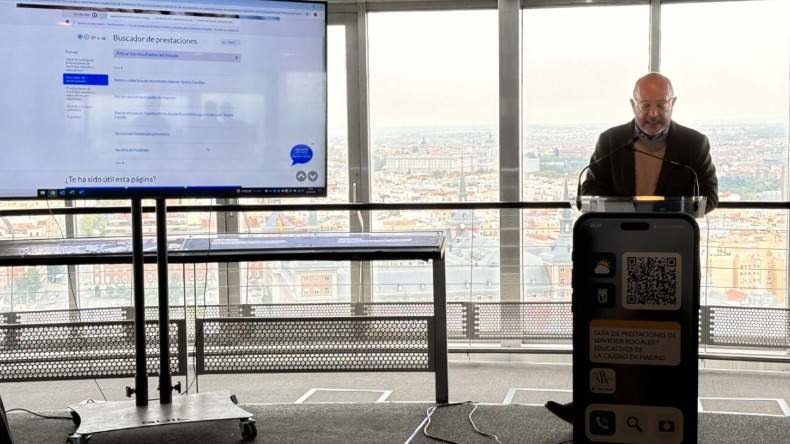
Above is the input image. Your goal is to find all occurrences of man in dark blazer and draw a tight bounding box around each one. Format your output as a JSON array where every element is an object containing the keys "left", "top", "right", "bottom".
[
  {"left": 581, "top": 73, "right": 718, "bottom": 213},
  {"left": 548, "top": 73, "right": 719, "bottom": 425}
]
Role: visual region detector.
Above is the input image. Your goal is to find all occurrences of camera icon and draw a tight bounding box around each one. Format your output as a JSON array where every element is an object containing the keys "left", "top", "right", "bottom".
[{"left": 658, "top": 420, "right": 676, "bottom": 433}]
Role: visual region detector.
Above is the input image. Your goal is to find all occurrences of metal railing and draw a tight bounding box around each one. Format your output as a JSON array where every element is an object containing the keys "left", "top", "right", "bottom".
[
  {"left": 1, "top": 201, "right": 788, "bottom": 363},
  {"left": 1, "top": 302, "right": 787, "bottom": 351},
  {"left": 0, "top": 319, "right": 188, "bottom": 382}
]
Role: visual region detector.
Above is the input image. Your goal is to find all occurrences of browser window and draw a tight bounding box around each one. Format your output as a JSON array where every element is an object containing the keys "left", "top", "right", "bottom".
[{"left": 0, "top": 0, "right": 327, "bottom": 198}]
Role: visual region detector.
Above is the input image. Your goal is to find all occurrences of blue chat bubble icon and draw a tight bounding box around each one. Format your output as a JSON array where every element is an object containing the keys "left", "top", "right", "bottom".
[{"left": 290, "top": 144, "right": 313, "bottom": 166}]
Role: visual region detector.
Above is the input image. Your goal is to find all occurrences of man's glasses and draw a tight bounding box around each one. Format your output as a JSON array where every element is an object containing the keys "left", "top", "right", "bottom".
[{"left": 632, "top": 98, "right": 675, "bottom": 113}]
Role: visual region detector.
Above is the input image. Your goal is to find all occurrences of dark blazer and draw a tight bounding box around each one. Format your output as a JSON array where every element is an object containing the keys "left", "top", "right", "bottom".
[{"left": 580, "top": 120, "right": 718, "bottom": 212}]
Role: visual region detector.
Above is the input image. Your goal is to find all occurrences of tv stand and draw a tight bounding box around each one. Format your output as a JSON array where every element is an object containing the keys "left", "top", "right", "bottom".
[
  {"left": 66, "top": 392, "right": 257, "bottom": 443},
  {"left": 66, "top": 198, "right": 256, "bottom": 443}
]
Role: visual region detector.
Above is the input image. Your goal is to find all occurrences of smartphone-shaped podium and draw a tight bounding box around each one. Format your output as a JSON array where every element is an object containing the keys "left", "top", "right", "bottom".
[{"left": 572, "top": 197, "right": 703, "bottom": 444}]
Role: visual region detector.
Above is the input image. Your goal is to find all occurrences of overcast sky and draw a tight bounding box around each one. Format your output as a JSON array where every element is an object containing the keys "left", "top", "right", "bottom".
[{"left": 328, "top": 1, "right": 789, "bottom": 129}]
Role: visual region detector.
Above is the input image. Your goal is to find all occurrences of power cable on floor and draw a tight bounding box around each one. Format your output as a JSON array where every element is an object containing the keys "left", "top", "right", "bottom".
[
  {"left": 468, "top": 403, "right": 504, "bottom": 444},
  {"left": 181, "top": 375, "right": 197, "bottom": 396},
  {"left": 182, "top": 200, "right": 214, "bottom": 396},
  {"left": 92, "top": 379, "right": 108, "bottom": 402},
  {"left": 422, "top": 401, "right": 507, "bottom": 444},
  {"left": 5, "top": 408, "right": 72, "bottom": 420},
  {"left": 422, "top": 402, "right": 469, "bottom": 444}
]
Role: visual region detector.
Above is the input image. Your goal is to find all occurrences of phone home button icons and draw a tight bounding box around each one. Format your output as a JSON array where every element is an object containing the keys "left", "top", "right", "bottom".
[
  {"left": 589, "top": 410, "right": 616, "bottom": 436},
  {"left": 659, "top": 419, "right": 676, "bottom": 433}
]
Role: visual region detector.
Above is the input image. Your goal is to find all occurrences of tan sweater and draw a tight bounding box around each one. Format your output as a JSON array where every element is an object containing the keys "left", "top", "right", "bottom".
[{"left": 633, "top": 138, "right": 667, "bottom": 196}]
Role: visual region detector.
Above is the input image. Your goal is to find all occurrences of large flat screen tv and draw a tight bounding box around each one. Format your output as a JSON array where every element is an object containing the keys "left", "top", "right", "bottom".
[{"left": 0, "top": 0, "right": 327, "bottom": 199}]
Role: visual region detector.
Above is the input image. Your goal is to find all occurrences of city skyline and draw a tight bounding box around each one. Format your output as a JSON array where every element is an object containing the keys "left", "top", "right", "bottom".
[{"left": 1, "top": 122, "right": 788, "bottom": 313}]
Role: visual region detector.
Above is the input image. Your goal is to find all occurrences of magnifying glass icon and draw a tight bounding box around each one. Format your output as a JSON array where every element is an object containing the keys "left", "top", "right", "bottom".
[{"left": 626, "top": 416, "right": 643, "bottom": 432}]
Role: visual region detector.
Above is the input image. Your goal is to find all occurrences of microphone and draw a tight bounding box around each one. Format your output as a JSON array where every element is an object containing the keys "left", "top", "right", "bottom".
[
  {"left": 626, "top": 145, "right": 700, "bottom": 199},
  {"left": 576, "top": 136, "right": 638, "bottom": 210}
]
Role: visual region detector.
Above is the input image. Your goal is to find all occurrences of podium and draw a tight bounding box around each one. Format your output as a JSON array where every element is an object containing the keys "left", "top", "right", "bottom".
[
  {"left": 577, "top": 195, "right": 707, "bottom": 218},
  {"left": 572, "top": 196, "right": 701, "bottom": 444}
]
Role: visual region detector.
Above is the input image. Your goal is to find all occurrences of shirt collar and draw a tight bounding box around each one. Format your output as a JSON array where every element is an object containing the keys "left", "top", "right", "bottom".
[{"left": 634, "top": 121, "right": 670, "bottom": 149}]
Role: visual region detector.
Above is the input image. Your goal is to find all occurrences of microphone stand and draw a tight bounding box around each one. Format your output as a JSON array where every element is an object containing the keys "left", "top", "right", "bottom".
[
  {"left": 628, "top": 147, "right": 700, "bottom": 213},
  {"left": 627, "top": 145, "right": 701, "bottom": 202},
  {"left": 576, "top": 136, "right": 639, "bottom": 210}
]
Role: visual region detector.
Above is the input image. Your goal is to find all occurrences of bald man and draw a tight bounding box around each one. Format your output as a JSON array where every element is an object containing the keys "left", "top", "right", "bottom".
[{"left": 580, "top": 73, "right": 718, "bottom": 213}]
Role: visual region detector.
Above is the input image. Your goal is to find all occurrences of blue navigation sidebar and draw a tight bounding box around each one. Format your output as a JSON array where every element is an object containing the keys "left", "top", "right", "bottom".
[{"left": 63, "top": 73, "right": 109, "bottom": 85}]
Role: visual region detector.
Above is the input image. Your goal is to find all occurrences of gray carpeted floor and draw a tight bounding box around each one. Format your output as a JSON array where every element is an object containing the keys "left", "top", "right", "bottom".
[
  {"left": 2, "top": 361, "right": 788, "bottom": 410},
  {"left": 5, "top": 402, "right": 789, "bottom": 444}
]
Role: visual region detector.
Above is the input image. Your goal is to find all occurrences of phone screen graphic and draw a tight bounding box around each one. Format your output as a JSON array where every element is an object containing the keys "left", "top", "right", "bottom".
[{"left": 572, "top": 214, "right": 699, "bottom": 444}]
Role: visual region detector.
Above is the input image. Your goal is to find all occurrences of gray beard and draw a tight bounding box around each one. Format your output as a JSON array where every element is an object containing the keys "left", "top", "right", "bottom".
[{"left": 634, "top": 122, "right": 669, "bottom": 150}]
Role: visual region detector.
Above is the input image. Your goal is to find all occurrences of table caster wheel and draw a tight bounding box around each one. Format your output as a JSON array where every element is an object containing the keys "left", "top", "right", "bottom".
[{"left": 240, "top": 418, "right": 257, "bottom": 441}]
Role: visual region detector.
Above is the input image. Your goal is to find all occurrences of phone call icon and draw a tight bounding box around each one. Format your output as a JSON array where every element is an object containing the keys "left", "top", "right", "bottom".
[{"left": 589, "top": 410, "right": 616, "bottom": 436}]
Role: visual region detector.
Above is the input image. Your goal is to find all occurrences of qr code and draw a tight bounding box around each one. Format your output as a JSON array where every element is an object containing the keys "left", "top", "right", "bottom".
[{"left": 623, "top": 253, "right": 681, "bottom": 310}]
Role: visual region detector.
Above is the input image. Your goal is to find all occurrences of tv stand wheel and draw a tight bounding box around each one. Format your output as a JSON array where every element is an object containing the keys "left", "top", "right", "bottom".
[
  {"left": 66, "top": 432, "right": 90, "bottom": 444},
  {"left": 240, "top": 418, "right": 257, "bottom": 441}
]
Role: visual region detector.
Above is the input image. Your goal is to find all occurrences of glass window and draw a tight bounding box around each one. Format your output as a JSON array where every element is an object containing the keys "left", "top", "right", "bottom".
[
  {"left": 521, "top": 5, "right": 649, "bottom": 301},
  {"left": 662, "top": 0, "right": 790, "bottom": 202},
  {"left": 663, "top": 0, "right": 790, "bottom": 309},
  {"left": 0, "top": 265, "right": 70, "bottom": 312},
  {"left": 0, "top": 207, "right": 72, "bottom": 311},
  {"left": 522, "top": 5, "right": 649, "bottom": 202},
  {"left": 368, "top": 11, "right": 499, "bottom": 303},
  {"left": 369, "top": 10, "right": 499, "bottom": 203},
  {"left": 239, "top": 24, "right": 350, "bottom": 305}
]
